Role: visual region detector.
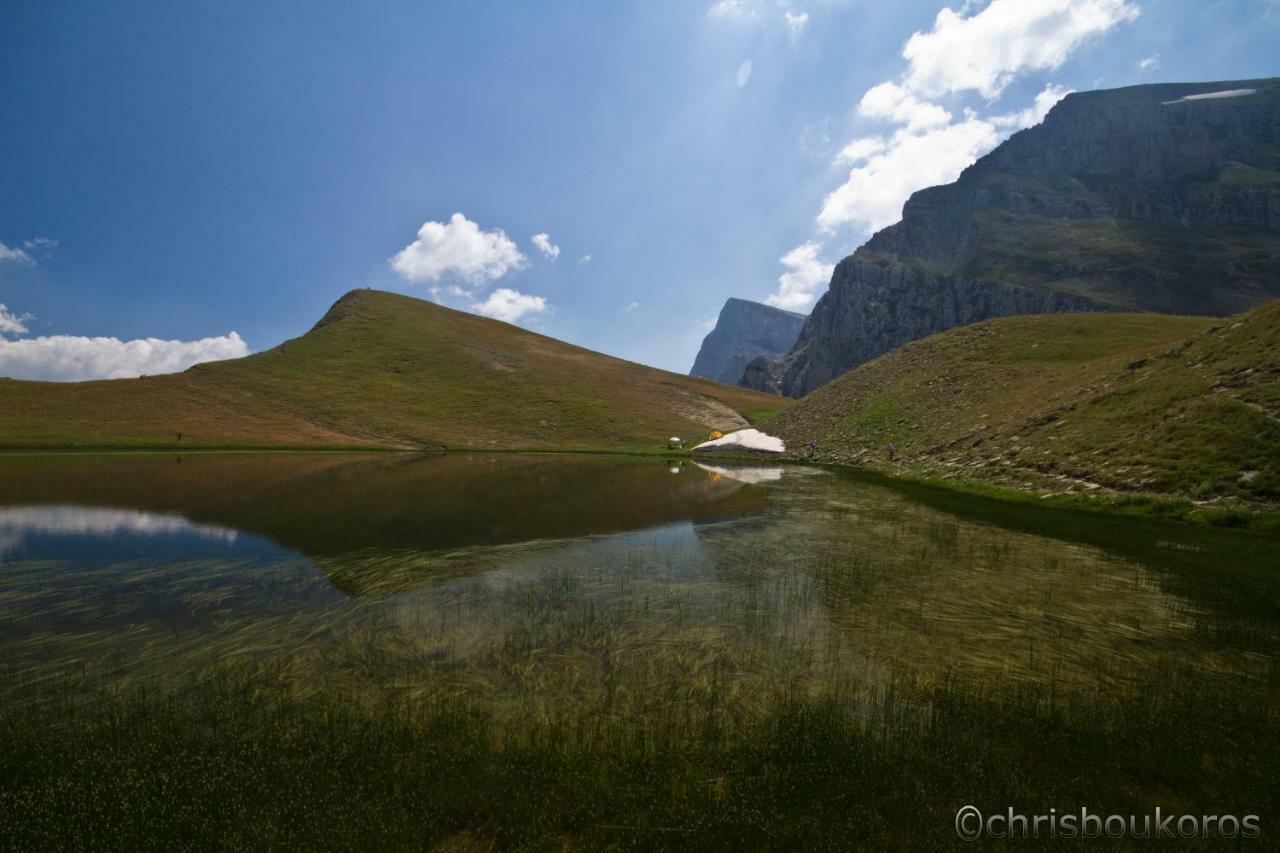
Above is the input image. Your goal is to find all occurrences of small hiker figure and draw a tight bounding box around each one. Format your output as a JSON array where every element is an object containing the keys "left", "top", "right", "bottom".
[
  {"left": 887, "top": 442, "right": 898, "bottom": 462},
  {"left": 807, "top": 438, "right": 818, "bottom": 459},
  {"left": 176, "top": 431, "right": 183, "bottom": 441}
]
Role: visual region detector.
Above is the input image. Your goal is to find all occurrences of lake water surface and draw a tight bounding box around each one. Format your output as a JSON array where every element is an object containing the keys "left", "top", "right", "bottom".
[{"left": 1, "top": 452, "right": 1276, "bottom": 847}]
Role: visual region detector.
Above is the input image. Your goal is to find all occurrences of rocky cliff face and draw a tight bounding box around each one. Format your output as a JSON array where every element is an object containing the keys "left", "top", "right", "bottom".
[
  {"left": 745, "top": 78, "right": 1280, "bottom": 398},
  {"left": 690, "top": 298, "right": 806, "bottom": 386}
]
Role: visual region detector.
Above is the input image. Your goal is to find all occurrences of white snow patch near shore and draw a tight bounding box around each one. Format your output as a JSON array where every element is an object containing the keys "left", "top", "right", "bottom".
[
  {"left": 692, "top": 428, "right": 785, "bottom": 454},
  {"left": 1163, "top": 88, "right": 1256, "bottom": 104}
]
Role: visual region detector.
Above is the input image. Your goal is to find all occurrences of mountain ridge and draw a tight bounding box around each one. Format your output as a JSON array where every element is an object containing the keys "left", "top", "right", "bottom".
[
  {"left": 690, "top": 297, "right": 806, "bottom": 386},
  {"left": 744, "top": 77, "right": 1280, "bottom": 397}
]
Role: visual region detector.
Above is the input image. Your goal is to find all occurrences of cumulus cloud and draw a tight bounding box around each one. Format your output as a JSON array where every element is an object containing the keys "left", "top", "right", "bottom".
[
  {"left": 1138, "top": 55, "right": 1159, "bottom": 71},
  {"left": 390, "top": 213, "right": 526, "bottom": 285},
  {"left": 819, "top": 114, "right": 1002, "bottom": 234},
  {"left": 736, "top": 59, "right": 753, "bottom": 87},
  {"left": 784, "top": 9, "right": 810, "bottom": 39},
  {"left": 531, "top": 232, "right": 560, "bottom": 259},
  {"left": 766, "top": 241, "right": 834, "bottom": 311},
  {"left": 0, "top": 304, "right": 32, "bottom": 336},
  {"left": 812, "top": 0, "right": 1126, "bottom": 237},
  {"left": 471, "top": 288, "right": 547, "bottom": 324},
  {"left": 0, "top": 332, "right": 249, "bottom": 381},
  {"left": 858, "top": 81, "right": 953, "bottom": 130},
  {"left": 900, "top": 0, "right": 1139, "bottom": 99},
  {"left": 990, "top": 83, "right": 1074, "bottom": 129},
  {"left": 0, "top": 241, "right": 34, "bottom": 266}
]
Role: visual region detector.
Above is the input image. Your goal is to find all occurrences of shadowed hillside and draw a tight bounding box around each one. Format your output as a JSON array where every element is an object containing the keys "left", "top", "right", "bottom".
[
  {"left": 0, "top": 290, "right": 786, "bottom": 451},
  {"left": 766, "top": 303, "right": 1280, "bottom": 506}
]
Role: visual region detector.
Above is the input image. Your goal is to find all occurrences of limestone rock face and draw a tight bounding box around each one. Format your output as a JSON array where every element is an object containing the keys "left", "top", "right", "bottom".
[
  {"left": 743, "top": 79, "right": 1280, "bottom": 397},
  {"left": 690, "top": 298, "right": 806, "bottom": 387}
]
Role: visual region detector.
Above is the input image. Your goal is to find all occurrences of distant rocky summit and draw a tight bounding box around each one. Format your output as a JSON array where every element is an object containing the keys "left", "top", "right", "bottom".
[
  {"left": 690, "top": 298, "right": 806, "bottom": 386},
  {"left": 744, "top": 78, "right": 1280, "bottom": 397}
]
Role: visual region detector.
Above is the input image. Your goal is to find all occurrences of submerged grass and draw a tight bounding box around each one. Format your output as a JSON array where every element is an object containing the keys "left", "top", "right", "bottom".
[
  {"left": 2, "top": 660, "right": 1273, "bottom": 850},
  {"left": 1, "top": 465, "right": 1277, "bottom": 849}
]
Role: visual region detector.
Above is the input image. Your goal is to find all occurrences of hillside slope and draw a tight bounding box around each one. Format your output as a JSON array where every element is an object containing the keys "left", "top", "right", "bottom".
[
  {"left": 765, "top": 303, "right": 1280, "bottom": 506},
  {"left": 746, "top": 78, "right": 1280, "bottom": 397},
  {"left": 0, "top": 290, "right": 786, "bottom": 450}
]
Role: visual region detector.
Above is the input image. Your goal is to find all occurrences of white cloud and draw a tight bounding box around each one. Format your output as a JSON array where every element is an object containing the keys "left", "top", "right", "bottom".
[
  {"left": 736, "top": 59, "right": 753, "bottom": 87},
  {"left": 813, "top": 0, "right": 1126, "bottom": 238},
  {"left": 784, "top": 9, "right": 810, "bottom": 39},
  {"left": 990, "top": 83, "right": 1073, "bottom": 129},
  {"left": 531, "top": 232, "right": 561, "bottom": 259},
  {"left": 900, "top": 0, "right": 1139, "bottom": 99},
  {"left": 0, "top": 304, "right": 32, "bottom": 336},
  {"left": 0, "top": 332, "right": 249, "bottom": 381},
  {"left": 390, "top": 213, "right": 525, "bottom": 285},
  {"left": 707, "top": 0, "right": 752, "bottom": 20},
  {"left": 0, "top": 507, "right": 238, "bottom": 556},
  {"left": 471, "top": 288, "right": 548, "bottom": 324},
  {"left": 858, "top": 81, "right": 953, "bottom": 130},
  {"left": 818, "top": 115, "right": 1001, "bottom": 233},
  {"left": 835, "top": 136, "right": 886, "bottom": 164},
  {"left": 766, "top": 241, "right": 834, "bottom": 311},
  {"left": 0, "top": 241, "right": 34, "bottom": 266},
  {"left": 1138, "top": 55, "right": 1159, "bottom": 71},
  {"left": 578, "top": 254, "right": 592, "bottom": 264},
  {"left": 625, "top": 301, "right": 640, "bottom": 312}
]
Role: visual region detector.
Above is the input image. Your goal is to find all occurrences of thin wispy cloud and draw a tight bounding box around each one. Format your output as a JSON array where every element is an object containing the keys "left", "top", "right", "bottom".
[
  {"left": 706, "top": 0, "right": 752, "bottom": 20},
  {"left": 0, "top": 241, "right": 34, "bottom": 266},
  {"left": 784, "top": 9, "right": 810, "bottom": 40},
  {"left": 737, "top": 59, "right": 754, "bottom": 87}
]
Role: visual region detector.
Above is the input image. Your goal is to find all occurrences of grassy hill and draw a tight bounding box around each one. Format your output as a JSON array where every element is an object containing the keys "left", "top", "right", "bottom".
[
  {"left": 0, "top": 289, "right": 786, "bottom": 451},
  {"left": 765, "top": 303, "right": 1280, "bottom": 507}
]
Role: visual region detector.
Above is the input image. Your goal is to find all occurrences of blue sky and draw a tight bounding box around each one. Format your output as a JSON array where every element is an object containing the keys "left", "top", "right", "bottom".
[{"left": 1, "top": 0, "right": 1278, "bottom": 379}]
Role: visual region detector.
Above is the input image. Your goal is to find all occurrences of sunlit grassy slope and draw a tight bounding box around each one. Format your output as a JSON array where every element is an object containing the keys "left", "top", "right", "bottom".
[
  {"left": 0, "top": 290, "right": 787, "bottom": 450},
  {"left": 766, "top": 303, "right": 1280, "bottom": 505}
]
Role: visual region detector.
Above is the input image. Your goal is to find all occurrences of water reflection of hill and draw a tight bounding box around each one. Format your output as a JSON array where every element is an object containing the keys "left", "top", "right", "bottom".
[{"left": 0, "top": 453, "right": 770, "bottom": 593}]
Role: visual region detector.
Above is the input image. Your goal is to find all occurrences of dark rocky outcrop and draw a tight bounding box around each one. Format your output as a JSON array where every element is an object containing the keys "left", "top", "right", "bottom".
[
  {"left": 690, "top": 298, "right": 806, "bottom": 386},
  {"left": 744, "top": 78, "right": 1280, "bottom": 397}
]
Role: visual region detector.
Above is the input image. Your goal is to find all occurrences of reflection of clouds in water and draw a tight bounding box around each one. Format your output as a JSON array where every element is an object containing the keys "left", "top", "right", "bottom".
[
  {"left": 0, "top": 505, "right": 239, "bottom": 556},
  {"left": 695, "top": 463, "right": 785, "bottom": 485}
]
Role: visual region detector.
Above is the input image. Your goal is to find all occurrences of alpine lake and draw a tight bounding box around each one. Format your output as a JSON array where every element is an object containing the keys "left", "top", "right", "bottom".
[{"left": 1, "top": 452, "right": 1275, "bottom": 849}]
